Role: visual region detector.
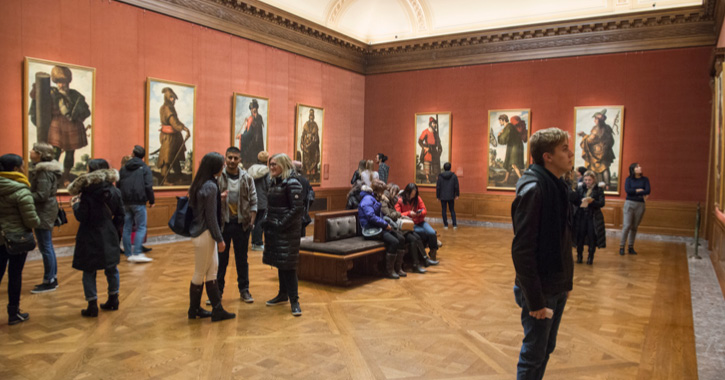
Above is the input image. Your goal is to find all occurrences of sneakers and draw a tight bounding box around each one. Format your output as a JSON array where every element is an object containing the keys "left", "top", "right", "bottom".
[
  {"left": 241, "top": 289, "right": 254, "bottom": 303},
  {"left": 128, "top": 254, "right": 153, "bottom": 263},
  {"left": 251, "top": 244, "right": 264, "bottom": 251},
  {"left": 31, "top": 279, "right": 58, "bottom": 294},
  {"left": 266, "top": 293, "right": 289, "bottom": 306},
  {"left": 453, "top": 226, "right": 458, "bottom": 230},
  {"left": 291, "top": 302, "right": 302, "bottom": 316},
  {"left": 443, "top": 226, "right": 448, "bottom": 230},
  {"left": 8, "top": 307, "right": 29, "bottom": 325}
]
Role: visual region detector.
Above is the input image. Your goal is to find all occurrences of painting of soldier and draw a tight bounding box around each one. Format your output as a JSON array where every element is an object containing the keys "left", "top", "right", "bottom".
[
  {"left": 233, "top": 94, "right": 268, "bottom": 170},
  {"left": 294, "top": 104, "right": 324, "bottom": 185},
  {"left": 414, "top": 112, "right": 451, "bottom": 187},
  {"left": 146, "top": 78, "right": 195, "bottom": 188},
  {"left": 487, "top": 109, "right": 531, "bottom": 190},
  {"left": 24, "top": 58, "right": 94, "bottom": 189},
  {"left": 574, "top": 106, "right": 624, "bottom": 195}
]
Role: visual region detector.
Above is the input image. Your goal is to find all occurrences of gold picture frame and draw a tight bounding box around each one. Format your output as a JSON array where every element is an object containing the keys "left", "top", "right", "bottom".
[
  {"left": 574, "top": 106, "right": 625, "bottom": 195},
  {"left": 487, "top": 109, "right": 531, "bottom": 191},
  {"left": 414, "top": 112, "right": 452, "bottom": 187},
  {"left": 232, "top": 93, "right": 269, "bottom": 170},
  {"left": 294, "top": 104, "right": 324, "bottom": 186},
  {"left": 145, "top": 77, "right": 196, "bottom": 189}
]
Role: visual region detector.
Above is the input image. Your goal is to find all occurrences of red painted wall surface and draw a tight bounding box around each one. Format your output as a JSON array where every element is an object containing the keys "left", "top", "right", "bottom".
[
  {"left": 0, "top": 0, "right": 365, "bottom": 195},
  {"left": 364, "top": 48, "right": 712, "bottom": 202}
]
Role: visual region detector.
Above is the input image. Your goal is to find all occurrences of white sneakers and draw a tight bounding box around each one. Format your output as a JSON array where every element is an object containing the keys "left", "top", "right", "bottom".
[
  {"left": 127, "top": 254, "right": 153, "bottom": 263},
  {"left": 251, "top": 244, "right": 264, "bottom": 251}
]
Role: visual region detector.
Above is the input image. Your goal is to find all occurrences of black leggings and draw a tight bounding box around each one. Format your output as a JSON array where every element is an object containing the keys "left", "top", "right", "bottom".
[
  {"left": 0, "top": 245, "right": 28, "bottom": 308},
  {"left": 366, "top": 230, "right": 404, "bottom": 254}
]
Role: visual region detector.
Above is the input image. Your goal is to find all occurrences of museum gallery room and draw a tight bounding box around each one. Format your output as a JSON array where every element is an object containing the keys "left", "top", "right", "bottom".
[{"left": 2, "top": 0, "right": 725, "bottom": 379}]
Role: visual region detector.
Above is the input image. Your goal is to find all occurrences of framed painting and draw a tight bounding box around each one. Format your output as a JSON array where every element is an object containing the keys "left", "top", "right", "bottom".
[
  {"left": 487, "top": 109, "right": 531, "bottom": 190},
  {"left": 719, "top": 64, "right": 725, "bottom": 210},
  {"left": 574, "top": 106, "right": 624, "bottom": 195},
  {"left": 23, "top": 57, "right": 95, "bottom": 191},
  {"left": 232, "top": 93, "right": 269, "bottom": 170},
  {"left": 145, "top": 78, "right": 196, "bottom": 189},
  {"left": 294, "top": 104, "right": 324, "bottom": 186},
  {"left": 414, "top": 112, "right": 452, "bottom": 187}
]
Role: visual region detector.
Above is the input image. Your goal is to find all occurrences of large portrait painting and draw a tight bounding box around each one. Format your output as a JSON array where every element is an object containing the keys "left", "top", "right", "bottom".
[
  {"left": 232, "top": 93, "right": 269, "bottom": 170},
  {"left": 294, "top": 104, "right": 324, "bottom": 185},
  {"left": 23, "top": 57, "right": 95, "bottom": 190},
  {"left": 415, "top": 112, "right": 451, "bottom": 187},
  {"left": 146, "top": 78, "right": 196, "bottom": 189},
  {"left": 718, "top": 66, "right": 725, "bottom": 210},
  {"left": 574, "top": 106, "right": 624, "bottom": 195},
  {"left": 487, "top": 109, "right": 531, "bottom": 190}
]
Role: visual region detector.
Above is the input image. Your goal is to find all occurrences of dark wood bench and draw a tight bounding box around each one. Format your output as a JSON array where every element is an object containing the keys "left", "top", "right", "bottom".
[{"left": 298, "top": 209, "right": 385, "bottom": 286}]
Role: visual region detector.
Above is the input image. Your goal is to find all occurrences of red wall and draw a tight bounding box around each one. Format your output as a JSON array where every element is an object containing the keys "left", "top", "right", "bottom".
[
  {"left": 0, "top": 0, "right": 365, "bottom": 193},
  {"left": 364, "top": 48, "right": 713, "bottom": 202}
]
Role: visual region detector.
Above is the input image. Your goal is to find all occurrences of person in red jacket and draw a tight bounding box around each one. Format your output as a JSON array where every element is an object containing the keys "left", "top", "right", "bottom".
[{"left": 395, "top": 183, "right": 438, "bottom": 262}]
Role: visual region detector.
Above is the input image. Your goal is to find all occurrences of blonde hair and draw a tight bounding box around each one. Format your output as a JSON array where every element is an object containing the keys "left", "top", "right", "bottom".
[
  {"left": 529, "top": 128, "right": 569, "bottom": 165},
  {"left": 270, "top": 153, "right": 294, "bottom": 180},
  {"left": 32, "top": 142, "right": 55, "bottom": 162},
  {"left": 365, "top": 160, "right": 374, "bottom": 171},
  {"left": 583, "top": 170, "right": 596, "bottom": 197}
]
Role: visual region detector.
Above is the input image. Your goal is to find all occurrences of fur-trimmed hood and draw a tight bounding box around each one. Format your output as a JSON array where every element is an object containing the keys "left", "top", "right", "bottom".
[
  {"left": 31, "top": 160, "right": 63, "bottom": 174},
  {"left": 247, "top": 164, "right": 269, "bottom": 180},
  {"left": 68, "top": 169, "right": 119, "bottom": 196}
]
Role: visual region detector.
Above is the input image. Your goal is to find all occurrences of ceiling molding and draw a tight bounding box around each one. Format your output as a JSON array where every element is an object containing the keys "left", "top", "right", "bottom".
[{"left": 117, "top": 0, "right": 719, "bottom": 75}]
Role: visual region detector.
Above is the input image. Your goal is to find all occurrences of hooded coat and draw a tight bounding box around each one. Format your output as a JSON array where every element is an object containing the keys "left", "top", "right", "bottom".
[
  {"left": 29, "top": 160, "right": 62, "bottom": 230},
  {"left": 262, "top": 173, "right": 303, "bottom": 270},
  {"left": 0, "top": 172, "right": 40, "bottom": 246},
  {"left": 117, "top": 157, "right": 155, "bottom": 205},
  {"left": 436, "top": 170, "right": 460, "bottom": 201},
  {"left": 247, "top": 163, "right": 270, "bottom": 210},
  {"left": 68, "top": 169, "right": 125, "bottom": 271}
]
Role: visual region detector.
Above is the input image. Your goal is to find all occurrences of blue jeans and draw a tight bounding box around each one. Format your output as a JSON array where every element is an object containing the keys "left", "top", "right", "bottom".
[
  {"left": 35, "top": 228, "right": 57, "bottom": 282},
  {"left": 82, "top": 267, "right": 120, "bottom": 301},
  {"left": 123, "top": 205, "right": 147, "bottom": 256},
  {"left": 513, "top": 285, "right": 568, "bottom": 380},
  {"left": 441, "top": 200, "right": 457, "bottom": 227},
  {"left": 252, "top": 209, "right": 266, "bottom": 246},
  {"left": 413, "top": 221, "right": 437, "bottom": 249}
]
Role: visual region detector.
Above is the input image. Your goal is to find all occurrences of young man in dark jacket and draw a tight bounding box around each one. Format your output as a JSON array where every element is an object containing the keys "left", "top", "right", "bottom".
[
  {"left": 117, "top": 145, "right": 154, "bottom": 263},
  {"left": 511, "top": 127, "right": 574, "bottom": 380},
  {"left": 436, "top": 162, "right": 459, "bottom": 230}
]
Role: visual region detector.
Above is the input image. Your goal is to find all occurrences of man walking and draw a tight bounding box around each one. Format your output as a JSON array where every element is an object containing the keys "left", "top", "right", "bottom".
[
  {"left": 117, "top": 145, "right": 154, "bottom": 263},
  {"left": 216, "top": 147, "right": 257, "bottom": 303},
  {"left": 511, "top": 127, "right": 574, "bottom": 379}
]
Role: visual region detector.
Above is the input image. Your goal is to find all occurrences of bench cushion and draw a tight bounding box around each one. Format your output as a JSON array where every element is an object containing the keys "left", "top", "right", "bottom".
[
  {"left": 326, "top": 215, "right": 358, "bottom": 241},
  {"left": 300, "top": 236, "right": 384, "bottom": 256}
]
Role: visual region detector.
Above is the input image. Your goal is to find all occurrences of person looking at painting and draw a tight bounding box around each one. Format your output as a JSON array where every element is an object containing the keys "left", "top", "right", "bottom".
[
  {"left": 620, "top": 163, "right": 650, "bottom": 256},
  {"left": 578, "top": 109, "right": 615, "bottom": 190},
  {"left": 571, "top": 171, "right": 606, "bottom": 265},
  {"left": 498, "top": 114, "right": 528, "bottom": 184},
  {"left": 28, "top": 143, "right": 62, "bottom": 293},
  {"left": 350, "top": 160, "right": 366, "bottom": 185},
  {"left": 0, "top": 154, "right": 41, "bottom": 325},
  {"left": 418, "top": 117, "right": 443, "bottom": 183},
  {"left": 68, "top": 159, "right": 125, "bottom": 318},
  {"left": 436, "top": 162, "right": 459, "bottom": 230},
  {"left": 238, "top": 99, "right": 265, "bottom": 170},
  {"left": 300, "top": 109, "right": 320, "bottom": 183},
  {"left": 248, "top": 151, "right": 270, "bottom": 251},
  {"left": 29, "top": 65, "right": 91, "bottom": 186},
  {"left": 361, "top": 159, "right": 379, "bottom": 187},
  {"left": 376, "top": 153, "right": 389, "bottom": 183},
  {"left": 117, "top": 145, "right": 155, "bottom": 263},
  {"left": 158, "top": 87, "right": 190, "bottom": 185}
]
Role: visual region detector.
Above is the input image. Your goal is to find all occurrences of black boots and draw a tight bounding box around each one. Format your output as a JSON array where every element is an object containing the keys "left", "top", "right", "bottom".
[
  {"left": 419, "top": 248, "right": 438, "bottom": 266},
  {"left": 429, "top": 247, "right": 438, "bottom": 263},
  {"left": 576, "top": 247, "right": 583, "bottom": 264},
  {"left": 188, "top": 283, "right": 212, "bottom": 319},
  {"left": 395, "top": 250, "right": 407, "bottom": 277},
  {"left": 81, "top": 300, "right": 99, "bottom": 317},
  {"left": 205, "top": 280, "right": 236, "bottom": 322},
  {"left": 385, "top": 252, "right": 399, "bottom": 279},
  {"left": 619, "top": 246, "right": 625, "bottom": 256},
  {"left": 587, "top": 252, "right": 595, "bottom": 265},
  {"left": 8, "top": 305, "right": 29, "bottom": 325},
  {"left": 628, "top": 246, "right": 638, "bottom": 255},
  {"left": 408, "top": 246, "right": 426, "bottom": 273},
  {"left": 100, "top": 294, "right": 119, "bottom": 311}
]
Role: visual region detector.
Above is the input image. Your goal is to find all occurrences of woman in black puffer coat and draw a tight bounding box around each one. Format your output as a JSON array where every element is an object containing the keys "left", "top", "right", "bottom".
[
  {"left": 262, "top": 153, "right": 304, "bottom": 317},
  {"left": 68, "top": 159, "right": 125, "bottom": 317},
  {"left": 571, "top": 170, "right": 606, "bottom": 265}
]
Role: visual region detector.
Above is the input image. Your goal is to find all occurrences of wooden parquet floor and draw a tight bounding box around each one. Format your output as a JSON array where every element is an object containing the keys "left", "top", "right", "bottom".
[{"left": 0, "top": 225, "right": 697, "bottom": 380}]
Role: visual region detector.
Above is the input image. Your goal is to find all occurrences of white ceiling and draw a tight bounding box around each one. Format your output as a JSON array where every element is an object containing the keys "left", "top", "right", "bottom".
[{"left": 258, "top": 0, "right": 703, "bottom": 44}]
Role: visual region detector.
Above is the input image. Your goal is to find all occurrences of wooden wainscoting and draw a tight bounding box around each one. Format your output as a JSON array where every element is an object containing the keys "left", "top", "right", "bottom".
[
  {"left": 707, "top": 211, "right": 725, "bottom": 297},
  {"left": 418, "top": 191, "right": 703, "bottom": 237},
  {"left": 51, "top": 187, "right": 351, "bottom": 247}
]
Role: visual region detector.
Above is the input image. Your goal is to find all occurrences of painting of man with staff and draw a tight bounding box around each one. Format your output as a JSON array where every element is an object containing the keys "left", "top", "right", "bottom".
[{"left": 575, "top": 106, "right": 624, "bottom": 194}]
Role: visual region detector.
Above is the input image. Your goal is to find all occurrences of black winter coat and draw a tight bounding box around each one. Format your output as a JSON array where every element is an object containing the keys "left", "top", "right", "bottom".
[
  {"left": 572, "top": 184, "right": 606, "bottom": 248},
  {"left": 117, "top": 157, "right": 155, "bottom": 205},
  {"left": 436, "top": 171, "right": 460, "bottom": 201},
  {"left": 262, "top": 173, "right": 304, "bottom": 270},
  {"left": 69, "top": 170, "right": 125, "bottom": 271}
]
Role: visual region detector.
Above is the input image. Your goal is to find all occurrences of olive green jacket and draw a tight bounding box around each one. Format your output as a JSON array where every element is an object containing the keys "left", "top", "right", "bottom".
[
  {"left": 29, "top": 160, "right": 62, "bottom": 230},
  {"left": 0, "top": 172, "right": 40, "bottom": 246}
]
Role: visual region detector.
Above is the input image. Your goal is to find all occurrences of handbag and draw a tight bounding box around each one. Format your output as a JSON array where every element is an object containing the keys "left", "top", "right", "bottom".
[
  {"left": 362, "top": 226, "right": 383, "bottom": 238},
  {"left": 168, "top": 195, "right": 194, "bottom": 237},
  {"left": 0, "top": 229, "right": 36, "bottom": 255},
  {"left": 54, "top": 201, "right": 68, "bottom": 227}
]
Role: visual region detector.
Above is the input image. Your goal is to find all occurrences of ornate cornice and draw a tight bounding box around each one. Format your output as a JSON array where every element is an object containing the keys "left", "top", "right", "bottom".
[{"left": 118, "top": 0, "right": 719, "bottom": 75}]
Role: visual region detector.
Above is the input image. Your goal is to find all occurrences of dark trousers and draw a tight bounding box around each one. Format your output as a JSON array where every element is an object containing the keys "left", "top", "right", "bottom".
[
  {"left": 365, "top": 230, "right": 404, "bottom": 254},
  {"left": 0, "top": 245, "right": 28, "bottom": 308},
  {"left": 278, "top": 269, "right": 298, "bottom": 302},
  {"left": 513, "top": 285, "right": 568, "bottom": 380},
  {"left": 441, "top": 200, "right": 457, "bottom": 227},
  {"left": 251, "top": 209, "right": 266, "bottom": 246},
  {"left": 575, "top": 215, "right": 596, "bottom": 255},
  {"left": 218, "top": 220, "right": 251, "bottom": 294}
]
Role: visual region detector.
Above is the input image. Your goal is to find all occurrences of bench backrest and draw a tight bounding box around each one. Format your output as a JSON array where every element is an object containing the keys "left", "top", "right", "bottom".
[{"left": 313, "top": 209, "right": 360, "bottom": 243}]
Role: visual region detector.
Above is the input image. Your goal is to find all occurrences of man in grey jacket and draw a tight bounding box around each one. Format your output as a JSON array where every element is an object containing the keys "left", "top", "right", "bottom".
[{"left": 215, "top": 147, "right": 257, "bottom": 303}]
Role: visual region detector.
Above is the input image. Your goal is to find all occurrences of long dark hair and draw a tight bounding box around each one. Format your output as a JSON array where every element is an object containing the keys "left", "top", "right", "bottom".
[
  {"left": 88, "top": 159, "right": 109, "bottom": 172},
  {"left": 401, "top": 183, "right": 419, "bottom": 207},
  {"left": 189, "top": 152, "right": 224, "bottom": 206},
  {"left": 628, "top": 162, "right": 641, "bottom": 178}
]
